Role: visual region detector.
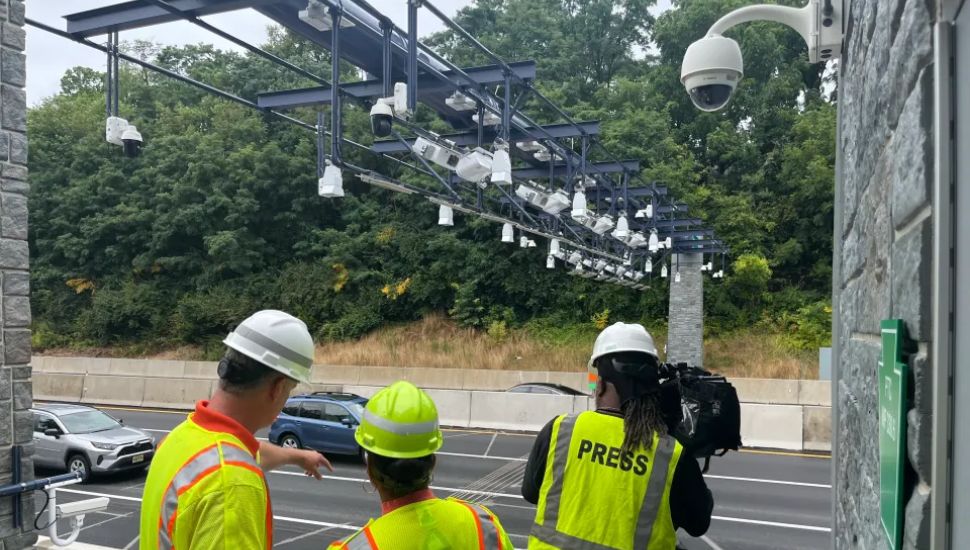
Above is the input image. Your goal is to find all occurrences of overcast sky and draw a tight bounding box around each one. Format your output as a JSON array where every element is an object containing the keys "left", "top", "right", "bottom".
[
  {"left": 26, "top": 1, "right": 474, "bottom": 106},
  {"left": 27, "top": 1, "right": 672, "bottom": 106}
]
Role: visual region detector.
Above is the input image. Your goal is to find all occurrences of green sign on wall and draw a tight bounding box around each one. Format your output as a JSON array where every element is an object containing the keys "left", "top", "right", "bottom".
[{"left": 879, "top": 319, "right": 909, "bottom": 550}]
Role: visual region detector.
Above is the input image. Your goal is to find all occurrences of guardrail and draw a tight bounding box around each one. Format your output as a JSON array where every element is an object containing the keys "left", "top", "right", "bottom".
[{"left": 32, "top": 356, "right": 830, "bottom": 452}]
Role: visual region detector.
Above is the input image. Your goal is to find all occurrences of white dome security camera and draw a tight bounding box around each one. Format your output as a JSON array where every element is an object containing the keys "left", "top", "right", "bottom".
[
  {"left": 370, "top": 100, "right": 393, "bottom": 138},
  {"left": 681, "top": 0, "right": 844, "bottom": 112},
  {"left": 680, "top": 35, "right": 743, "bottom": 112}
]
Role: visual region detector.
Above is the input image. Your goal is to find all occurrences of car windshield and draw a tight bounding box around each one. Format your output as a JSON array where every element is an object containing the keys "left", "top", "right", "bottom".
[
  {"left": 58, "top": 410, "right": 120, "bottom": 434},
  {"left": 349, "top": 402, "right": 365, "bottom": 419}
]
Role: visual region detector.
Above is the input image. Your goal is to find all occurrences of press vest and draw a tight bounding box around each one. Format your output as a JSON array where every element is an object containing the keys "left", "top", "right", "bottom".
[
  {"left": 140, "top": 401, "right": 271, "bottom": 550},
  {"left": 530, "top": 411, "right": 683, "bottom": 550},
  {"left": 328, "top": 493, "right": 512, "bottom": 550}
]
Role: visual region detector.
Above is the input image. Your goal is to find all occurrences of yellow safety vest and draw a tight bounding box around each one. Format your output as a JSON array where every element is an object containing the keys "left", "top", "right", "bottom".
[
  {"left": 328, "top": 495, "right": 513, "bottom": 550},
  {"left": 530, "top": 411, "right": 683, "bottom": 550},
  {"left": 140, "top": 401, "right": 271, "bottom": 550}
]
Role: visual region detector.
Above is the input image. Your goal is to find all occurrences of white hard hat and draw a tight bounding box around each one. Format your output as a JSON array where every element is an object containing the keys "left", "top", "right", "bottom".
[
  {"left": 223, "top": 310, "right": 315, "bottom": 384},
  {"left": 589, "top": 322, "right": 659, "bottom": 367}
]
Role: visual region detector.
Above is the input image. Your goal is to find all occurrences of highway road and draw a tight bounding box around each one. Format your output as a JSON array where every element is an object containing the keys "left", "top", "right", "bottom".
[{"left": 37, "top": 406, "right": 832, "bottom": 549}]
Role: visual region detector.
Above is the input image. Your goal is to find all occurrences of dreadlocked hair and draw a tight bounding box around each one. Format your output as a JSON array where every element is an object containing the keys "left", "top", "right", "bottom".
[{"left": 620, "top": 392, "right": 668, "bottom": 454}]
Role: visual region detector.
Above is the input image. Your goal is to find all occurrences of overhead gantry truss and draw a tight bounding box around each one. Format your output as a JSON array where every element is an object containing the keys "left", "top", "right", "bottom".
[{"left": 30, "top": 0, "right": 729, "bottom": 289}]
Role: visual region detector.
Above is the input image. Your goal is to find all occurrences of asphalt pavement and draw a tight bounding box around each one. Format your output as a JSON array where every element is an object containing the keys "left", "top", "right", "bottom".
[{"left": 36, "top": 406, "right": 832, "bottom": 550}]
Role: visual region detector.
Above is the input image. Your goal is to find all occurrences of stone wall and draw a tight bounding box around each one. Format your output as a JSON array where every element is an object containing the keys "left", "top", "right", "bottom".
[
  {"left": 0, "top": 0, "right": 34, "bottom": 547},
  {"left": 835, "top": 0, "right": 935, "bottom": 547},
  {"left": 666, "top": 253, "right": 703, "bottom": 366}
]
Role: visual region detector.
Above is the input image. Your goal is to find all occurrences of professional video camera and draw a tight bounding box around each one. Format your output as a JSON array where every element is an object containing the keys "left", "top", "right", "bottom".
[{"left": 657, "top": 362, "right": 742, "bottom": 472}]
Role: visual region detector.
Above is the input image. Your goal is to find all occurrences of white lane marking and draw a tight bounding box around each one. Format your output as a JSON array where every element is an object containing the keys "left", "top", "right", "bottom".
[
  {"left": 138, "top": 429, "right": 829, "bottom": 488},
  {"left": 483, "top": 432, "right": 498, "bottom": 456},
  {"left": 437, "top": 451, "right": 526, "bottom": 462},
  {"left": 142, "top": 428, "right": 524, "bottom": 461},
  {"left": 271, "top": 470, "right": 522, "bottom": 499},
  {"left": 79, "top": 511, "right": 133, "bottom": 532},
  {"left": 60, "top": 487, "right": 830, "bottom": 538},
  {"left": 710, "top": 515, "right": 831, "bottom": 533},
  {"left": 705, "top": 474, "right": 831, "bottom": 489},
  {"left": 488, "top": 502, "right": 536, "bottom": 511},
  {"left": 274, "top": 526, "right": 337, "bottom": 546},
  {"left": 58, "top": 488, "right": 362, "bottom": 531},
  {"left": 702, "top": 535, "right": 726, "bottom": 550},
  {"left": 122, "top": 536, "right": 139, "bottom": 550}
]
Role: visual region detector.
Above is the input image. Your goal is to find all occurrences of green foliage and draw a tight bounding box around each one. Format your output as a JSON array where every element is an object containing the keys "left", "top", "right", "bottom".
[
  {"left": 779, "top": 300, "right": 833, "bottom": 351},
  {"left": 28, "top": 0, "right": 836, "bottom": 350}
]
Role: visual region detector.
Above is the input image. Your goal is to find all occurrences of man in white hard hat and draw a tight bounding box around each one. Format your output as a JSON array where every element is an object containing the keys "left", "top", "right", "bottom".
[
  {"left": 522, "top": 322, "right": 713, "bottom": 549},
  {"left": 140, "top": 310, "right": 333, "bottom": 550}
]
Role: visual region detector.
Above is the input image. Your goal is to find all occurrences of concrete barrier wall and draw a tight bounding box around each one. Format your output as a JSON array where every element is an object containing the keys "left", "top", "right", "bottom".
[{"left": 33, "top": 357, "right": 830, "bottom": 451}]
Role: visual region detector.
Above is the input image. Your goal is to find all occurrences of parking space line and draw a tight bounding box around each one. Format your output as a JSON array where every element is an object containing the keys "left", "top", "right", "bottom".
[
  {"left": 701, "top": 535, "right": 726, "bottom": 550},
  {"left": 274, "top": 526, "right": 337, "bottom": 546},
  {"left": 59, "top": 487, "right": 832, "bottom": 537},
  {"left": 710, "top": 515, "right": 831, "bottom": 533},
  {"left": 271, "top": 470, "right": 522, "bottom": 499},
  {"left": 483, "top": 433, "right": 498, "bottom": 456},
  {"left": 704, "top": 475, "right": 831, "bottom": 489},
  {"left": 79, "top": 511, "right": 133, "bottom": 532}
]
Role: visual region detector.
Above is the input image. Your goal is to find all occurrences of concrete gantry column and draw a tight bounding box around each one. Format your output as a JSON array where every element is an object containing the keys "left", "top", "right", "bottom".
[
  {"left": 0, "top": 0, "right": 36, "bottom": 547},
  {"left": 666, "top": 253, "right": 703, "bottom": 367}
]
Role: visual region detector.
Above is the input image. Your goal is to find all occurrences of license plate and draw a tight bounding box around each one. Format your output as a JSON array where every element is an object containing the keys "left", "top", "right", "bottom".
[{"left": 132, "top": 455, "right": 145, "bottom": 464}]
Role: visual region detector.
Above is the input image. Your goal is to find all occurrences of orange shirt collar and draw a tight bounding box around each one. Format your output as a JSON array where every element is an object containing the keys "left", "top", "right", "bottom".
[
  {"left": 381, "top": 488, "right": 436, "bottom": 515},
  {"left": 190, "top": 400, "right": 261, "bottom": 457}
]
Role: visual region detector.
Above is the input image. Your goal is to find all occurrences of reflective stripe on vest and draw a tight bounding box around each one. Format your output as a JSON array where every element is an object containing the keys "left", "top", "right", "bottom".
[
  {"left": 531, "top": 413, "right": 678, "bottom": 549},
  {"left": 456, "top": 501, "right": 505, "bottom": 550},
  {"left": 342, "top": 527, "right": 378, "bottom": 549},
  {"left": 157, "top": 442, "right": 260, "bottom": 549},
  {"left": 336, "top": 500, "right": 504, "bottom": 549}
]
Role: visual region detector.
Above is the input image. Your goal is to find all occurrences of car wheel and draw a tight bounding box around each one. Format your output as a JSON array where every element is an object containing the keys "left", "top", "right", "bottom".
[
  {"left": 357, "top": 445, "right": 366, "bottom": 463},
  {"left": 67, "top": 454, "right": 91, "bottom": 482},
  {"left": 280, "top": 434, "right": 302, "bottom": 449}
]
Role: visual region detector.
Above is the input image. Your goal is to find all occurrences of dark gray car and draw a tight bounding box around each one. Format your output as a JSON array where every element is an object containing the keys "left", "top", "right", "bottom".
[{"left": 31, "top": 403, "right": 155, "bottom": 480}]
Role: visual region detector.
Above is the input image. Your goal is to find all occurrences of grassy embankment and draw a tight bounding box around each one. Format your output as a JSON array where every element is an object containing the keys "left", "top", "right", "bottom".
[{"left": 42, "top": 314, "right": 818, "bottom": 379}]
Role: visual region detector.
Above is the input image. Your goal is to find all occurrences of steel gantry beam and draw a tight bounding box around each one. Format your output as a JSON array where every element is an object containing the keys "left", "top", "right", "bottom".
[
  {"left": 256, "top": 61, "right": 537, "bottom": 109},
  {"left": 58, "top": 0, "right": 726, "bottom": 276},
  {"left": 65, "top": 0, "right": 278, "bottom": 36},
  {"left": 510, "top": 160, "right": 639, "bottom": 180},
  {"left": 370, "top": 121, "right": 602, "bottom": 153}
]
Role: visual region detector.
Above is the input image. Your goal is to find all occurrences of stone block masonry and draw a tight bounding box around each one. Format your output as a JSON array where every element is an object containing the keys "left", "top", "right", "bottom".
[
  {"left": 667, "top": 253, "right": 703, "bottom": 367},
  {"left": 0, "top": 0, "right": 33, "bottom": 547},
  {"left": 835, "top": 0, "right": 935, "bottom": 547}
]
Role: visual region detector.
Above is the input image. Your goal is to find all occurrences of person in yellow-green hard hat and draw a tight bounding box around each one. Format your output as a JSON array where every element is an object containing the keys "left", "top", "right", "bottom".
[{"left": 328, "top": 381, "right": 513, "bottom": 550}]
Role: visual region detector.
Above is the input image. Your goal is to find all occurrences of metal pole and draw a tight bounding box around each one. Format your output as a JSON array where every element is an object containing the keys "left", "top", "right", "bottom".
[
  {"left": 407, "top": 0, "right": 419, "bottom": 113},
  {"left": 113, "top": 31, "right": 120, "bottom": 116},
  {"left": 381, "top": 22, "right": 393, "bottom": 97},
  {"left": 330, "top": 4, "right": 342, "bottom": 163},
  {"left": 502, "top": 72, "right": 511, "bottom": 141},
  {"left": 105, "top": 32, "right": 113, "bottom": 117},
  {"left": 316, "top": 112, "right": 325, "bottom": 178}
]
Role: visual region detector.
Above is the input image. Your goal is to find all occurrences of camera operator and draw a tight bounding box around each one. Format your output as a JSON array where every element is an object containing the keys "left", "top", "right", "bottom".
[{"left": 522, "top": 322, "right": 713, "bottom": 549}]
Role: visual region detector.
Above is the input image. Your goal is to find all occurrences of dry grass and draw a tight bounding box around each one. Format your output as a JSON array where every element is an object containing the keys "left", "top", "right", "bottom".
[
  {"left": 704, "top": 331, "right": 818, "bottom": 379},
  {"left": 315, "top": 315, "right": 593, "bottom": 371},
  {"left": 315, "top": 315, "right": 818, "bottom": 379},
  {"left": 38, "top": 316, "right": 819, "bottom": 379}
]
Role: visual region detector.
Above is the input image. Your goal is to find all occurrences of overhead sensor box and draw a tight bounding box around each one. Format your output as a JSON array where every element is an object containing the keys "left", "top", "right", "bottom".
[
  {"left": 455, "top": 148, "right": 494, "bottom": 182},
  {"left": 472, "top": 111, "right": 501, "bottom": 126},
  {"left": 412, "top": 136, "right": 461, "bottom": 171},
  {"left": 445, "top": 91, "right": 477, "bottom": 111},
  {"left": 299, "top": 0, "right": 355, "bottom": 31}
]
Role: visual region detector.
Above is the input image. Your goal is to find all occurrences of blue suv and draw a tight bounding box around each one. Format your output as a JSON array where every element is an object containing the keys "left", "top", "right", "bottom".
[{"left": 269, "top": 392, "right": 368, "bottom": 457}]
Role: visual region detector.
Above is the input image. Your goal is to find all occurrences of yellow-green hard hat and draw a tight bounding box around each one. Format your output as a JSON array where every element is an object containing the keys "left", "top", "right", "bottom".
[{"left": 355, "top": 381, "right": 443, "bottom": 459}]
